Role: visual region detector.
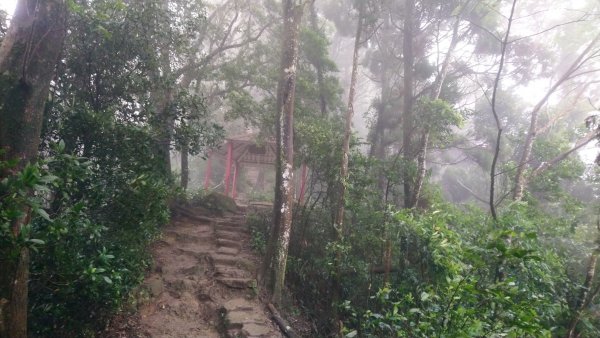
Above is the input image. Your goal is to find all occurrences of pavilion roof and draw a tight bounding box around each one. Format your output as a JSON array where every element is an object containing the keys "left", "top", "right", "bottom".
[{"left": 214, "top": 132, "right": 276, "bottom": 165}]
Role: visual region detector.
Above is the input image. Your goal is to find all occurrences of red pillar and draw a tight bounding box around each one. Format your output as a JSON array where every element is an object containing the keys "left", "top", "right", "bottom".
[
  {"left": 232, "top": 163, "right": 239, "bottom": 199},
  {"left": 298, "top": 163, "right": 308, "bottom": 203},
  {"left": 224, "top": 141, "right": 233, "bottom": 196},
  {"left": 203, "top": 152, "right": 212, "bottom": 189}
]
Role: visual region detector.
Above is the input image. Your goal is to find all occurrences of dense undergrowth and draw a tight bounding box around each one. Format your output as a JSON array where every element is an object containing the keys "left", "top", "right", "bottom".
[
  {"left": 248, "top": 149, "right": 600, "bottom": 337},
  {"left": 1, "top": 130, "right": 173, "bottom": 336}
]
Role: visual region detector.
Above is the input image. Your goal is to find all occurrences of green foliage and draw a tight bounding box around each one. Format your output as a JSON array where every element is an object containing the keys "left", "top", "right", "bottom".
[
  {"left": 0, "top": 159, "right": 56, "bottom": 267},
  {"left": 247, "top": 212, "right": 270, "bottom": 256},
  {"left": 26, "top": 141, "right": 170, "bottom": 335},
  {"left": 414, "top": 98, "right": 464, "bottom": 144},
  {"left": 0, "top": 137, "right": 171, "bottom": 335},
  {"left": 170, "top": 90, "right": 225, "bottom": 155},
  {"left": 530, "top": 133, "right": 587, "bottom": 202},
  {"left": 283, "top": 144, "right": 591, "bottom": 336},
  {"left": 337, "top": 205, "right": 569, "bottom": 337}
]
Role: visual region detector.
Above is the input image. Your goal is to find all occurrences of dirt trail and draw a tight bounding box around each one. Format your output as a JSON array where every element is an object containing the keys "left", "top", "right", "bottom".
[{"left": 112, "top": 206, "right": 283, "bottom": 338}]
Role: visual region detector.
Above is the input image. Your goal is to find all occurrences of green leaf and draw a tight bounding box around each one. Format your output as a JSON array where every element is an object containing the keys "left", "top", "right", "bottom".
[
  {"left": 66, "top": 0, "right": 83, "bottom": 14},
  {"left": 28, "top": 238, "right": 45, "bottom": 245},
  {"left": 103, "top": 276, "right": 113, "bottom": 284},
  {"left": 96, "top": 25, "right": 112, "bottom": 39},
  {"left": 39, "top": 174, "right": 59, "bottom": 184},
  {"left": 35, "top": 209, "right": 52, "bottom": 222}
]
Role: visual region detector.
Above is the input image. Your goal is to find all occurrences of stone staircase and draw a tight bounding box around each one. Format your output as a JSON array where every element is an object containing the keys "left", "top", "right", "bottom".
[
  {"left": 129, "top": 206, "right": 282, "bottom": 338},
  {"left": 210, "top": 214, "right": 282, "bottom": 338}
]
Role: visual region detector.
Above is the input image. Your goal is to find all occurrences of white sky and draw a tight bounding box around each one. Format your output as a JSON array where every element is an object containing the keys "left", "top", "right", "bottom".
[{"left": 0, "top": 0, "right": 17, "bottom": 16}]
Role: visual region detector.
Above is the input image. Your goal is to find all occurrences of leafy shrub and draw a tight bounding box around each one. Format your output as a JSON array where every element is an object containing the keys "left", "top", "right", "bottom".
[{"left": 16, "top": 117, "right": 173, "bottom": 336}]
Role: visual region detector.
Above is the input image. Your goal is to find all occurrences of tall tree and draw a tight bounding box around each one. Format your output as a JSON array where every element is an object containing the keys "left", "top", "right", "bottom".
[
  {"left": 332, "top": 0, "right": 364, "bottom": 331},
  {"left": 409, "top": 12, "right": 462, "bottom": 208},
  {"left": 488, "top": 0, "right": 517, "bottom": 220},
  {"left": 334, "top": 0, "right": 364, "bottom": 262},
  {"left": 264, "top": 0, "right": 308, "bottom": 306},
  {"left": 0, "top": 0, "right": 67, "bottom": 336},
  {"left": 402, "top": 0, "right": 415, "bottom": 208}
]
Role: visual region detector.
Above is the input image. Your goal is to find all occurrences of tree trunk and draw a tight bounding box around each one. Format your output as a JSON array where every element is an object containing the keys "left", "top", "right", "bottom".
[
  {"left": 0, "top": 1, "right": 67, "bottom": 337},
  {"left": 181, "top": 144, "right": 189, "bottom": 190},
  {"left": 411, "top": 131, "right": 429, "bottom": 208},
  {"left": 402, "top": 0, "right": 415, "bottom": 208},
  {"left": 153, "top": 87, "right": 174, "bottom": 176},
  {"left": 266, "top": 0, "right": 306, "bottom": 306},
  {"left": 566, "top": 248, "right": 599, "bottom": 338},
  {"left": 368, "top": 14, "right": 394, "bottom": 200},
  {"left": 332, "top": 1, "right": 364, "bottom": 332},
  {"left": 489, "top": 0, "right": 517, "bottom": 221},
  {"left": 410, "top": 15, "right": 461, "bottom": 208},
  {"left": 333, "top": 0, "right": 363, "bottom": 257}
]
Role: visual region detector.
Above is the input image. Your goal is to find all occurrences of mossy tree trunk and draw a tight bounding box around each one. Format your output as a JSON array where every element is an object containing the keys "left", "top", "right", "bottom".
[{"left": 0, "top": 1, "right": 67, "bottom": 337}]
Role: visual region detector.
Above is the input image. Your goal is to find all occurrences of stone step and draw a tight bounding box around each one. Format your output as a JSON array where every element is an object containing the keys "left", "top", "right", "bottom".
[
  {"left": 215, "top": 266, "right": 249, "bottom": 278},
  {"left": 164, "top": 231, "right": 211, "bottom": 244},
  {"left": 226, "top": 310, "right": 264, "bottom": 327},
  {"left": 243, "top": 322, "right": 274, "bottom": 337},
  {"left": 223, "top": 298, "right": 255, "bottom": 312},
  {"left": 211, "top": 254, "right": 240, "bottom": 266},
  {"left": 215, "top": 224, "right": 248, "bottom": 233},
  {"left": 216, "top": 246, "right": 240, "bottom": 256},
  {"left": 225, "top": 311, "right": 276, "bottom": 337},
  {"left": 217, "top": 238, "right": 241, "bottom": 250},
  {"left": 171, "top": 221, "right": 213, "bottom": 232},
  {"left": 217, "top": 220, "right": 245, "bottom": 226},
  {"left": 173, "top": 248, "right": 209, "bottom": 260},
  {"left": 221, "top": 215, "right": 246, "bottom": 221},
  {"left": 216, "top": 277, "right": 255, "bottom": 289},
  {"left": 174, "top": 207, "right": 215, "bottom": 223},
  {"left": 216, "top": 230, "right": 244, "bottom": 242}
]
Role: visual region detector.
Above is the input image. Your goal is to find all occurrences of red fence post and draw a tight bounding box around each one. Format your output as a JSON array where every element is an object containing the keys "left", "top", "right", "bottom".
[{"left": 232, "top": 163, "right": 239, "bottom": 199}]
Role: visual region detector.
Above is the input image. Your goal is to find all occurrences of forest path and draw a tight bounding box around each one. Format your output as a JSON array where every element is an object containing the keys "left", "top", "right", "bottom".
[{"left": 109, "top": 205, "right": 283, "bottom": 338}]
